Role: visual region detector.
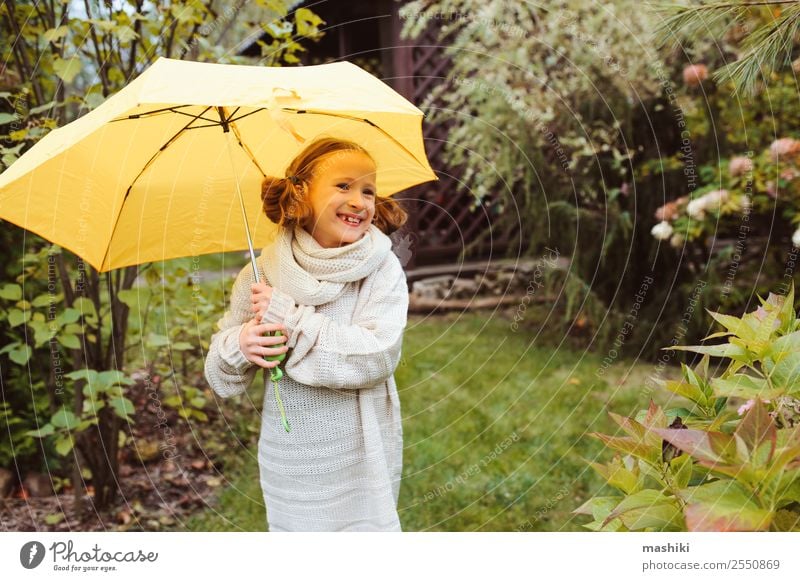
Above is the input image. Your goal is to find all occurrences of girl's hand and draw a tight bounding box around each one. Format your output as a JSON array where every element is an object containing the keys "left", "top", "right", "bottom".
[
  {"left": 238, "top": 318, "right": 289, "bottom": 369},
  {"left": 250, "top": 282, "right": 275, "bottom": 320}
]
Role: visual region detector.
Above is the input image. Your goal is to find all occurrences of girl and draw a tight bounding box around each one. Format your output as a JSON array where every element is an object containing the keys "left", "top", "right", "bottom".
[{"left": 204, "top": 137, "right": 410, "bottom": 532}]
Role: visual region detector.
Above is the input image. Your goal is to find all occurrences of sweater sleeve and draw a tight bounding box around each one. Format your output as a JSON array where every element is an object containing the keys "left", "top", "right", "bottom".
[
  {"left": 261, "top": 254, "right": 409, "bottom": 391},
  {"left": 204, "top": 265, "right": 259, "bottom": 399}
]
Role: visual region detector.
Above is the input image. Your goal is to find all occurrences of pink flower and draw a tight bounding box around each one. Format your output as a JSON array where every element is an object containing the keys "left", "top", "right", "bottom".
[
  {"left": 729, "top": 156, "right": 753, "bottom": 177},
  {"left": 769, "top": 138, "right": 800, "bottom": 161},
  {"left": 654, "top": 201, "right": 679, "bottom": 221},
  {"left": 682, "top": 64, "right": 708, "bottom": 87},
  {"left": 766, "top": 180, "right": 777, "bottom": 199},
  {"left": 737, "top": 398, "right": 770, "bottom": 416}
]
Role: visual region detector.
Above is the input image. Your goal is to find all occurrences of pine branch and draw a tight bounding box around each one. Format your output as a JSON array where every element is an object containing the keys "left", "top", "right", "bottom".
[
  {"left": 650, "top": 0, "right": 800, "bottom": 95},
  {"left": 715, "top": 2, "right": 800, "bottom": 95}
]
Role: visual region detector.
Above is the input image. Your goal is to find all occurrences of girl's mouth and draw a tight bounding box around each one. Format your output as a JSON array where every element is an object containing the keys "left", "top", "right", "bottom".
[{"left": 337, "top": 214, "right": 363, "bottom": 227}]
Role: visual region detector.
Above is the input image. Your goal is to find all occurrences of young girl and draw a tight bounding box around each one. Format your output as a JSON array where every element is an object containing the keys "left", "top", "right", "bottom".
[{"left": 204, "top": 137, "right": 410, "bottom": 532}]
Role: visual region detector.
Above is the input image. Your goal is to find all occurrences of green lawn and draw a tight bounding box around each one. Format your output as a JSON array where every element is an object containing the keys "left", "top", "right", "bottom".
[{"left": 178, "top": 309, "right": 682, "bottom": 532}]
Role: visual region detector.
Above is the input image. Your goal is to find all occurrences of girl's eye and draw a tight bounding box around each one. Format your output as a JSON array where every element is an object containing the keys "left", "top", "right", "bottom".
[{"left": 337, "top": 183, "right": 375, "bottom": 196}]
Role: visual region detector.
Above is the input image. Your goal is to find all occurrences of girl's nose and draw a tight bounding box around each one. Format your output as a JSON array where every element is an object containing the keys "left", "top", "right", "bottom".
[{"left": 347, "top": 192, "right": 365, "bottom": 208}]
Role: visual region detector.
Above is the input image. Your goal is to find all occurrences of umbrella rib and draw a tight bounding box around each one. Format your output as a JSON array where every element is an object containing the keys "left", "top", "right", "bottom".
[
  {"left": 228, "top": 118, "right": 266, "bottom": 178},
  {"left": 167, "top": 108, "right": 225, "bottom": 124},
  {"left": 110, "top": 104, "right": 194, "bottom": 121},
  {"left": 99, "top": 106, "right": 213, "bottom": 272},
  {"left": 226, "top": 108, "right": 265, "bottom": 124}
]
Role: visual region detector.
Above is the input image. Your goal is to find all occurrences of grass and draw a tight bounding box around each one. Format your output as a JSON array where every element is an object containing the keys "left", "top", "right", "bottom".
[{"left": 177, "top": 307, "right": 683, "bottom": 532}]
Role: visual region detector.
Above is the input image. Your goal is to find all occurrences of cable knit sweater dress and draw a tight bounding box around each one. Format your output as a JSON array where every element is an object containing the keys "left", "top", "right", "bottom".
[{"left": 203, "top": 223, "right": 408, "bottom": 532}]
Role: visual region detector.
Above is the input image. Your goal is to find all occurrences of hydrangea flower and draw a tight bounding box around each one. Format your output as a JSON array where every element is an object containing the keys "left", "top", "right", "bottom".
[
  {"left": 687, "top": 198, "right": 706, "bottom": 219},
  {"left": 728, "top": 156, "right": 753, "bottom": 177},
  {"left": 682, "top": 64, "right": 708, "bottom": 87},
  {"left": 769, "top": 137, "right": 800, "bottom": 161},
  {"left": 651, "top": 220, "right": 673, "bottom": 240},
  {"left": 792, "top": 227, "right": 800, "bottom": 248}
]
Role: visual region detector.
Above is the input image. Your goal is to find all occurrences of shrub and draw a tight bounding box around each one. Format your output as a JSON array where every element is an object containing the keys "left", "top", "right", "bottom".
[{"left": 576, "top": 282, "right": 800, "bottom": 531}]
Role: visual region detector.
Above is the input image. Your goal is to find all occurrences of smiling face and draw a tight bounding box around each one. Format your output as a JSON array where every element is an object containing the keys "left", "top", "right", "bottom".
[{"left": 301, "top": 150, "right": 377, "bottom": 248}]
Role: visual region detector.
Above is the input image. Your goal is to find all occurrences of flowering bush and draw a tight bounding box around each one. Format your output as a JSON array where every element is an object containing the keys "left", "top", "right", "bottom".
[
  {"left": 651, "top": 135, "right": 800, "bottom": 248},
  {"left": 576, "top": 282, "right": 800, "bottom": 531}
]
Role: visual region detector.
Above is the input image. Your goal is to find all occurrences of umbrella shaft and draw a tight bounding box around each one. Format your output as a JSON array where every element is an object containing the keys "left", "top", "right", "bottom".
[{"left": 224, "top": 128, "right": 260, "bottom": 284}]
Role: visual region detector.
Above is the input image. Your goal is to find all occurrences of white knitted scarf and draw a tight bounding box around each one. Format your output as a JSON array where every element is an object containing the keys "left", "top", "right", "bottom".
[{"left": 261, "top": 223, "right": 392, "bottom": 306}]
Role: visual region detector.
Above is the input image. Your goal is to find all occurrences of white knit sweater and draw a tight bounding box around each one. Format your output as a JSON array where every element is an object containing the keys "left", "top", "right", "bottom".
[{"left": 203, "top": 223, "right": 408, "bottom": 532}]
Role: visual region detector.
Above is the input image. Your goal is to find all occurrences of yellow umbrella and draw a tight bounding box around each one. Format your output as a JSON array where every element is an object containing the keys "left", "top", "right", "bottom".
[
  {"left": 0, "top": 56, "right": 437, "bottom": 275},
  {"left": 0, "top": 56, "right": 437, "bottom": 433}
]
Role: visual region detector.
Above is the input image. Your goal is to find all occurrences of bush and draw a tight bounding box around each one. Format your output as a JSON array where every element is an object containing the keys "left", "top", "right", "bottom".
[{"left": 576, "top": 282, "right": 800, "bottom": 531}]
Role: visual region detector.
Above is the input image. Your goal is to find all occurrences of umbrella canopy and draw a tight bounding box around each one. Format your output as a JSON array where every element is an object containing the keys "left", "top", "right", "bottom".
[{"left": 0, "top": 56, "right": 437, "bottom": 272}]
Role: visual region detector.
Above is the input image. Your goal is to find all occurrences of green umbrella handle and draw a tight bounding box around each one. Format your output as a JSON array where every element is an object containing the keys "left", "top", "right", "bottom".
[{"left": 265, "top": 329, "right": 291, "bottom": 432}]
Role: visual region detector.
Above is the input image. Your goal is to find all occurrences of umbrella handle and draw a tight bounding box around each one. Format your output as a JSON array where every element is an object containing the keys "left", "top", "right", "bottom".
[{"left": 266, "top": 330, "right": 291, "bottom": 432}]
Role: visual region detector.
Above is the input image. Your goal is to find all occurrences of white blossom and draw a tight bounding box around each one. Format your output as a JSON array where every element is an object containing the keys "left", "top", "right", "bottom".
[
  {"left": 792, "top": 228, "right": 800, "bottom": 248},
  {"left": 686, "top": 198, "right": 706, "bottom": 219},
  {"left": 651, "top": 220, "right": 673, "bottom": 240}
]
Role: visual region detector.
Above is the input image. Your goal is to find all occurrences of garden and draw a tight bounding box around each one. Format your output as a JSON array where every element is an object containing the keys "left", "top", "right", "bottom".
[{"left": 1, "top": 0, "right": 799, "bottom": 533}]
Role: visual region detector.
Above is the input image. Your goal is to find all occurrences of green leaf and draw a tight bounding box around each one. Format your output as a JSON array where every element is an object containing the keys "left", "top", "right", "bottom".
[
  {"left": 31, "top": 293, "right": 54, "bottom": 307},
  {"left": 573, "top": 495, "right": 619, "bottom": 518},
  {"left": 603, "top": 489, "right": 682, "bottom": 530},
  {"left": 52, "top": 56, "right": 82, "bottom": 84},
  {"left": 110, "top": 396, "right": 135, "bottom": 419},
  {"left": 58, "top": 308, "right": 81, "bottom": 325},
  {"left": 8, "top": 308, "right": 30, "bottom": 327},
  {"left": 98, "top": 370, "right": 135, "bottom": 387},
  {"left": 706, "top": 309, "right": 749, "bottom": 339},
  {"left": 664, "top": 380, "right": 708, "bottom": 407},
  {"left": 0, "top": 283, "right": 22, "bottom": 300},
  {"left": 116, "top": 289, "right": 141, "bottom": 309},
  {"left": 65, "top": 369, "right": 99, "bottom": 384},
  {"left": 617, "top": 501, "right": 684, "bottom": 531},
  {"left": 26, "top": 424, "right": 55, "bottom": 438},
  {"left": 44, "top": 513, "right": 65, "bottom": 525},
  {"left": 146, "top": 332, "right": 170, "bottom": 347},
  {"left": 192, "top": 409, "right": 208, "bottom": 422},
  {"left": 54, "top": 435, "right": 74, "bottom": 456},
  {"left": 114, "top": 24, "right": 139, "bottom": 44},
  {"left": 588, "top": 456, "right": 640, "bottom": 494},
  {"left": 71, "top": 296, "right": 97, "bottom": 317},
  {"left": 679, "top": 480, "right": 772, "bottom": 531},
  {"left": 51, "top": 409, "right": 79, "bottom": 430},
  {"left": 665, "top": 342, "right": 749, "bottom": 361},
  {"left": 9, "top": 344, "right": 32, "bottom": 365},
  {"left": 768, "top": 352, "right": 800, "bottom": 394},
  {"left": 670, "top": 453, "right": 693, "bottom": 489},
  {"left": 768, "top": 331, "right": 800, "bottom": 362},
  {"left": 57, "top": 333, "right": 81, "bottom": 350},
  {"left": 711, "top": 374, "right": 782, "bottom": 399},
  {"left": 42, "top": 25, "right": 69, "bottom": 43},
  {"left": 0, "top": 112, "right": 17, "bottom": 125},
  {"left": 589, "top": 432, "right": 660, "bottom": 466}
]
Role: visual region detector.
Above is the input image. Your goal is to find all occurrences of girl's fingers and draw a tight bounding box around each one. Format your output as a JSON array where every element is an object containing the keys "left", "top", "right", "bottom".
[
  {"left": 248, "top": 356, "right": 277, "bottom": 369},
  {"left": 256, "top": 345, "right": 289, "bottom": 356},
  {"left": 252, "top": 323, "right": 288, "bottom": 335}
]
